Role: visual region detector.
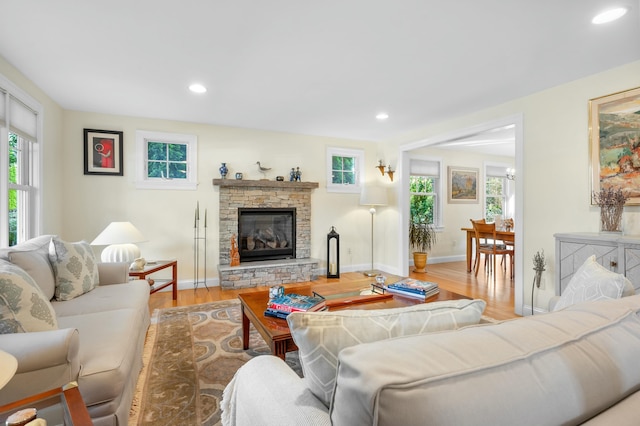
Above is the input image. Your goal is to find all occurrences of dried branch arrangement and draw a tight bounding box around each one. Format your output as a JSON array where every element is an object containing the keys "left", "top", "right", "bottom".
[
  {"left": 592, "top": 188, "right": 628, "bottom": 232},
  {"left": 532, "top": 250, "right": 546, "bottom": 273}
]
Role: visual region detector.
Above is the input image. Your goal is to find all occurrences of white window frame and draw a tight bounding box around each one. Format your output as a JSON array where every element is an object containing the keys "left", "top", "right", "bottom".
[
  {"left": 409, "top": 156, "right": 443, "bottom": 230},
  {"left": 136, "top": 130, "right": 198, "bottom": 190},
  {"left": 326, "top": 147, "right": 363, "bottom": 194},
  {"left": 484, "top": 162, "right": 514, "bottom": 220},
  {"left": 0, "top": 74, "right": 42, "bottom": 247}
]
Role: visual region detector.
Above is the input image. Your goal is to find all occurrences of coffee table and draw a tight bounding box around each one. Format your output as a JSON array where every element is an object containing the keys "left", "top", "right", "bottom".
[{"left": 238, "top": 275, "right": 470, "bottom": 360}]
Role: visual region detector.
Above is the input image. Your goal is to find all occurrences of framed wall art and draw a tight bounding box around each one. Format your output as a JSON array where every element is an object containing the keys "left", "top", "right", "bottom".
[
  {"left": 590, "top": 86, "right": 640, "bottom": 205},
  {"left": 448, "top": 166, "right": 479, "bottom": 204},
  {"left": 84, "top": 129, "right": 124, "bottom": 176}
]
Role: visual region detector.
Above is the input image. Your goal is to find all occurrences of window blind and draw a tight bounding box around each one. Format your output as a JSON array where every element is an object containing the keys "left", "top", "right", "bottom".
[
  {"left": 0, "top": 90, "right": 6, "bottom": 128},
  {"left": 486, "top": 165, "right": 508, "bottom": 177},
  {"left": 9, "top": 95, "right": 37, "bottom": 141},
  {"left": 410, "top": 159, "right": 439, "bottom": 176}
]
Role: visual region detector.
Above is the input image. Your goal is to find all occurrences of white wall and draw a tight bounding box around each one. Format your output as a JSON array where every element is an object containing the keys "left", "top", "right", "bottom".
[
  {"left": 61, "top": 111, "right": 382, "bottom": 284},
  {"left": 383, "top": 60, "right": 640, "bottom": 312}
]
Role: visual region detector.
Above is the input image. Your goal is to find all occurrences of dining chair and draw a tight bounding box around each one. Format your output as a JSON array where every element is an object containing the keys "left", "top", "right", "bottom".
[
  {"left": 472, "top": 221, "right": 513, "bottom": 279},
  {"left": 469, "top": 219, "right": 489, "bottom": 273}
]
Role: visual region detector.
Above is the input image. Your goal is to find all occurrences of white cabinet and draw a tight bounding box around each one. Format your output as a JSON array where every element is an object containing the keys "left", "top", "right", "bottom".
[{"left": 555, "top": 232, "right": 640, "bottom": 295}]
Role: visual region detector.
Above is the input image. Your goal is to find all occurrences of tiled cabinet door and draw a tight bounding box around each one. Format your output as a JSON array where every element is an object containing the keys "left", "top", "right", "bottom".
[
  {"left": 555, "top": 233, "right": 620, "bottom": 295},
  {"left": 555, "top": 233, "right": 640, "bottom": 295},
  {"left": 623, "top": 244, "right": 640, "bottom": 292}
]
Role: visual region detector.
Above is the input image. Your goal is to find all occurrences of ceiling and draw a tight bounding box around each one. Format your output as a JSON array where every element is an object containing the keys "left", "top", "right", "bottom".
[{"left": 1, "top": 1, "right": 639, "bottom": 144}]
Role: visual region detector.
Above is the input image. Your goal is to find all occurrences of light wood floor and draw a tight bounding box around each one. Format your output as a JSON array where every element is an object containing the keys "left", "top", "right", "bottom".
[{"left": 149, "top": 261, "right": 519, "bottom": 320}]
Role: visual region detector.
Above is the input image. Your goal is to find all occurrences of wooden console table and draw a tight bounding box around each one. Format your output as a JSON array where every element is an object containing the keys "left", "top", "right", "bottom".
[{"left": 129, "top": 260, "right": 178, "bottom": 300}]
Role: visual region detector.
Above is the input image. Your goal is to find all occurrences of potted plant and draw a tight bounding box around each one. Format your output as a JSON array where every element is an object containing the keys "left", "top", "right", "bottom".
[{"left": 409, "top": 214, "right": 437, "bottom": 273}]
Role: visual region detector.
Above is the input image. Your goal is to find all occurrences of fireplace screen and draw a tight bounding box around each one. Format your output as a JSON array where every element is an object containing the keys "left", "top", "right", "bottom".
[{"left": 238, "top": 208, "right": 296, "bottom": 262}]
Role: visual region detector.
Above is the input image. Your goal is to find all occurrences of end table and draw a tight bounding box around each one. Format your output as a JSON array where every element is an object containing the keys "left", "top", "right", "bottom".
[
  {"left": 129, "top": 260, "right": 178, "bottom": 300},
  {"left": 0, "top": 382, "right": 92, "bottom": 426}
]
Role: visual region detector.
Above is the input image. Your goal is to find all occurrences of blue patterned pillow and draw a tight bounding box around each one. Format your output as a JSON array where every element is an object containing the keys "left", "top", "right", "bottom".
[
  {"left": 0, "top": 261, "right": 57, "bottom": 333},
  {"left": 48, "top": 238, "right": 100, "bottom": 301}
]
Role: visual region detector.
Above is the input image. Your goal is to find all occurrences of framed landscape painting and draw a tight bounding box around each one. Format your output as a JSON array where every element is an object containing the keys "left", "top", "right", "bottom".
[
  {"left": 448, "top": 166, "right": 479, "bottom": 204},
  {"left": 83, "top": 129, "right": 124, "bottom": 176},
  {"left": 590, "top": 86, "right": 640, "bottom": 205}
]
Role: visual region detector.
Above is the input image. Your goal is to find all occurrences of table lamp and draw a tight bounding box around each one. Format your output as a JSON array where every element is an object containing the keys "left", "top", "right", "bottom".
[
  {"left": 91, "top": 221, "right": 146, "bottom": 262},
  {"left": 0, "top": 349, "right": 17, "bottom": 389},
  {"left": 360, "top": 185, "right": 388, "bottom": 276}
]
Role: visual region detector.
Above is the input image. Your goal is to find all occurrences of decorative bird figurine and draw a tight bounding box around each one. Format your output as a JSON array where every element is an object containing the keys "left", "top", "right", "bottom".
[{"left": 256, "top": 161, "right": 271, "bottom": 179}]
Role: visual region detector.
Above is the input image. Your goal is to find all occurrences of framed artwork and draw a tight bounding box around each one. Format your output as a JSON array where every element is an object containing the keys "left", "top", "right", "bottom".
[
  {"left": 448, "top": 166, "right": 479, "bottom": 204},
  {"left": 590, "top": 86, "right": 640, "bottom": 205},
  {"left": 83, "top": 129, "right": 124, "bottom": 176}
]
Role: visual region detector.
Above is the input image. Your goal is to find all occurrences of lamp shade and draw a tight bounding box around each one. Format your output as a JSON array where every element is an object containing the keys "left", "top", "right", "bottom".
[
  {"left": 91, "top": 222, "right": 146, "bottom": 245},
  {"left": 91, "top": 222, "right": 146, "bottom": 263},
  {"left": 0, "top": 349, "right": 17, "bottom": 389},
  {"left": 360, "top": 185, "right": 388, "bottom": 206}
]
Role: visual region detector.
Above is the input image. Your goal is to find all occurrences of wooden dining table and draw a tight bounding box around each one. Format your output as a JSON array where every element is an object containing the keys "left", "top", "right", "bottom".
[{"left": 461, "top": 227, "right": 515, "bottom": 273}]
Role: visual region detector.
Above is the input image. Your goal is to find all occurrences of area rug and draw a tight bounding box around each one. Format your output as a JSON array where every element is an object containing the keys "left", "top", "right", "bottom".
[{"left": 129, "top": 300, "right": 302, "bottom": 426}]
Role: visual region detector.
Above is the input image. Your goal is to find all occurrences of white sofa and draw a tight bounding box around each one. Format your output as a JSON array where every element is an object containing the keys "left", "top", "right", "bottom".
[
  {"left": 0, "top": 235, "right": 150, "bottom": 426},
  {"left": 222, "top": 294, "right": 640, "bottom": 426}
]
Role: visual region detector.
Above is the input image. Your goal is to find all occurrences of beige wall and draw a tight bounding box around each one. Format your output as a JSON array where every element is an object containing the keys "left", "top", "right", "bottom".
[
  {"left": 0, "top": 55, "right": 65, "bottom": 236},
  {"left": 384, "top": 60, "right": 640, "bottom": 312},
  {"left": 62, "top": 111, "right": 381, "bottom": 283}
]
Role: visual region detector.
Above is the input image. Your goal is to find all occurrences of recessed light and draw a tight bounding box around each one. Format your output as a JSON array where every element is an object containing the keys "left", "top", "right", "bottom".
[
  {"left": 189, "top": 83, "right": 207, "bottom": 94},
  {"left": 592, "top": 7, "right": 628, "bottom": 24},
  {"left": 376, "top": 113, "right": 389, "bottom": 120}
]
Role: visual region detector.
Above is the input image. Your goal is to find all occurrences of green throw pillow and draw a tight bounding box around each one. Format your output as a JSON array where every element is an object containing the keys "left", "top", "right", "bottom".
[
  {"left": 0, "top": 261, "right": 57, "bottom": 333},
  {"left": 48, "top": 238, "right": 100, "bottom": 301},
  {"left": 287, "top": 298, "right": 486, "bottom": 407}
]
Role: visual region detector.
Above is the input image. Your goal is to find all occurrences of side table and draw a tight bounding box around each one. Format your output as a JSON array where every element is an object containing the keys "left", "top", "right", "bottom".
[
  {"left": 129, "top": 260, "right": 178, "bottom": 300},
  {"left": 0, "top": 382, "right": 92, "bottom": 426}
]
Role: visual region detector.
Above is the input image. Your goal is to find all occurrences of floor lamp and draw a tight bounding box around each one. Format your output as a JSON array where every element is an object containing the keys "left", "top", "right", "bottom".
[{"left": 360, "top": 185, "right": 388, "bottom": 276}]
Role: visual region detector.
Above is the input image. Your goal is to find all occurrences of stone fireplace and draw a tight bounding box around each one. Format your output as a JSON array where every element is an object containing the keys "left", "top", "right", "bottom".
[{"left": 213, "top": 179, "right": 319, "bottom": 289}]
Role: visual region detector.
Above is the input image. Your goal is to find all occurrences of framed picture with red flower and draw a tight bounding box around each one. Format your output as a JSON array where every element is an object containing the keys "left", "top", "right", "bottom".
[{"left": 83, "top": 129, "right": 124, "bottom": 176}]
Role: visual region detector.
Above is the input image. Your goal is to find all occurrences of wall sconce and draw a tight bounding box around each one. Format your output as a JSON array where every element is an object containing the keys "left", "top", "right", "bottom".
[
  {"left": 506, "top": 168, "right": 516, "bottom": 180},
  {"left": 376, "top": 160, "right": 394, "bottom": 182}
]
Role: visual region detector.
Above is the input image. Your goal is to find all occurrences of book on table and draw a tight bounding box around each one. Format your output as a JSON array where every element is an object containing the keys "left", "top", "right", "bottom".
[
  {"left": 264, "top": 293, "right": 326, "bottom": 318},
  {"left": 384, "top": 278, "right": 439, "bottom": 300}
]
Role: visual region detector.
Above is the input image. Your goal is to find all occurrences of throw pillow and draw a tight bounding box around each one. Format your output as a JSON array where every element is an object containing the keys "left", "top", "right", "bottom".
[
  {"left": 9, "top": 248, "right": 56, "bottom": 301},
  {"left": 553, "top": 255, "right": 628, "bottom": 311},
  {"left": 0, "top": 261, "right": 57, "bottom": 333},
  {"left": 287, "top": 298, "right": 486, "bottom": 407},
  {"left": 48, "top": 238, "right": 100, "bottom": 301}
]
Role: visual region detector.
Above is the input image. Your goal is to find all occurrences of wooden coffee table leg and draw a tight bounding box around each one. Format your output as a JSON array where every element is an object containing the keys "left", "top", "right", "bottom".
[
  {"left": 273, "top": 340, "right": 287, "bottom": 360},
  {"left": 241, "top": 304, "right": 250, "bottom": 350}
]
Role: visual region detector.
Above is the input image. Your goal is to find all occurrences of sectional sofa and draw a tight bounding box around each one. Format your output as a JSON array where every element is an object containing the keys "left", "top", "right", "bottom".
[
  {"left": 0, "top": 235, "right": 150, "bottom": 426},
  {"left": 223, "top": 294, "right": 640, "bottom": 425}
]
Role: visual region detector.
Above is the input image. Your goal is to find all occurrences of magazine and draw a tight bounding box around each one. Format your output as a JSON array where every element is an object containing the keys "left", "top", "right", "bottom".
[
  {"left": 267, "top": 293, "right": 326, "bottom": 313},
  {"left": 387, "top": 278, "right": 439, "bottom": 295},
  {"left": 384, "top": 286, "right": 440, "bottom": 300}
]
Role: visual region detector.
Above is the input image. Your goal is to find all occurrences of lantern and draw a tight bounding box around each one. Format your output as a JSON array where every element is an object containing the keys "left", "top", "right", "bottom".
[{"left": 327, "top": 226, "right": 340, "bottom": 278}]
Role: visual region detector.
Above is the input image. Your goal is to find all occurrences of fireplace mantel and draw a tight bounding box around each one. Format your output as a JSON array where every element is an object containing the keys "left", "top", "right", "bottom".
[{"left": 212, "top": 179, "right": 319, "bottom": 189}]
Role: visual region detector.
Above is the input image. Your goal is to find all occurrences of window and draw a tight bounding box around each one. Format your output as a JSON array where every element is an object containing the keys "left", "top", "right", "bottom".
[
  {"left": 0, "top": 75, "right": 42, "bottom": 247},
  {"left": 409, "top": 158, "right": 442, "bottom": 227},
  {"left": 484, "top": 164, "right": 512, "bottom": 221},
  {"left": 326, "top": 147, "right": 363, "bottom": 193},
  {"left": 136, "top": 130, "right": 197, "bottom": 190}
]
